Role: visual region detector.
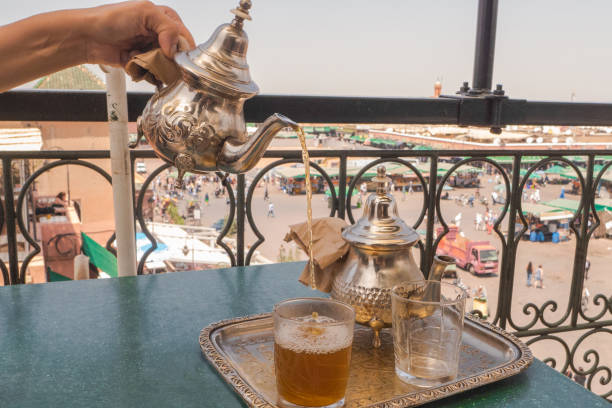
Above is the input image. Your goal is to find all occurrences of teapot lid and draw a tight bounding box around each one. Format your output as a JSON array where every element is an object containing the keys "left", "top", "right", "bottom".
[
  {"left": 342, "top": 165, "right": 420, "bottom": 249},
  {"left": 174, "top": 0, "right": 259, "bottom": 98}
]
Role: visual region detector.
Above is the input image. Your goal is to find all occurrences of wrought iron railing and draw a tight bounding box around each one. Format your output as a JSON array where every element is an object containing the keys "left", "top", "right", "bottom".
[{"left": 0, "top": 147, "right": 610, "bottom": 399}]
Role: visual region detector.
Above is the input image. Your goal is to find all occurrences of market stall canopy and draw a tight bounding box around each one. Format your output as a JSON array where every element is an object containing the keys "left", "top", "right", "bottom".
[
  {"left": 595, "top": 198, "right": 612, "bottom": 211},
  {"left": 541, "top": 198, "right": 612, "bottom": 213},
  {"left": 0, "top": 128, "right": 42, "bottom": 151},
  {"left": 521, "top": 203, "right": 571, "bottom": 221},
  {"left": 543, "top": 165, "right": 567, "bottom": 175},
  {"left": 437, "top": 162, "right": 483, "bottom": 174},
  {"left": 325, "top": 186, "right": 358, "bottom": 197},
  {"left": 81, "top": 232, "right": 118, "bottom": 277},
  {"left": 519, "top": 169, "right": 544, "bottom": 179},
  {"left": 488, "top": 156, "right": 546, "bottom": 164},
  {"left": 542, "top": 198, "right": 581, "bottom": 213},
  {"left": 539, "top": 211, "right": 574, "bottom": 221},
  {"left": 272, "top": 166, "right": 322, "bottom": 180},
  {"left": 413, "top": 145, "right": 433, "bottom": 151}
]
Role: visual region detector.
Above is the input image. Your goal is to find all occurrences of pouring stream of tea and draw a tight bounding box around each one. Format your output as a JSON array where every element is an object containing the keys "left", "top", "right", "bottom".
[{"left": 295, "top": 127, "right": 316, "bottom": 289}]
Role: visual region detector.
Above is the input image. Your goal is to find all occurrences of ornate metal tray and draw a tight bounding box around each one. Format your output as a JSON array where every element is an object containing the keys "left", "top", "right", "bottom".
[{"left": 199, "top": 313, "right": 533, "bottom": 407}]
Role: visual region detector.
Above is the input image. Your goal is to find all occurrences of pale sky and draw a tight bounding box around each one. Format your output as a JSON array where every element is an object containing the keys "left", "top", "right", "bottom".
[{"left": 3, "top": 1, "right": 612, "bottom": 102}]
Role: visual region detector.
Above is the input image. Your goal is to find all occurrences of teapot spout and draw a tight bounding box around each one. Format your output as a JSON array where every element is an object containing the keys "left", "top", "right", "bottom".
[
  {"left": 217, "top": 113, "right": 298, "bottom": 173},
  {"left": 429, "top": 255, "right": 455, "bottom": 283},
  {"left": 424, "top": 255, "right": 456, "bottom": 303}
]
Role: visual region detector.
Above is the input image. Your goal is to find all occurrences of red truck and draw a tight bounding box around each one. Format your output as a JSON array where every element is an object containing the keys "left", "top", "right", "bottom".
[{"left": 436, "top": 225, "right": 499, "bottom": 275}]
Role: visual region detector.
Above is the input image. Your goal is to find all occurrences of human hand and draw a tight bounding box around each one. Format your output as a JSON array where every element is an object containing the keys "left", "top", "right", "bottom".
[{"left": 83, "top": 1, "right": 195, "bottom": 67}]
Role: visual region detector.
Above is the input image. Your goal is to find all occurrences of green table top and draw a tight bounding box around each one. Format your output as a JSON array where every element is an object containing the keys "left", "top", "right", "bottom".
[{"left": 0, "top": 262, "right": 606, "bottom": 408}]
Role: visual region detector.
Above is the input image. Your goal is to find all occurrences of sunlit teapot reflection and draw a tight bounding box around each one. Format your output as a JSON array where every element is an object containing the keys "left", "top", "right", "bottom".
[{"left": 130, "top": 0, "right": 297, "bottom": 187}]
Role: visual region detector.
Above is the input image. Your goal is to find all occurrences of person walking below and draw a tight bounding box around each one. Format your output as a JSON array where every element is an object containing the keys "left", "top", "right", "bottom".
[
  {"left": 535, "top": 264, "right": 544, "bottom": 288},
  {"left": 573, "top": 368, "right": 586, "bottom": 387},
  {"left": 585, "top": 259, "right": 590, "bottom": 280},
  {"left": 267, "top": 202, "right": 275, "bottom": 218},
  {"left": 526, "top": 262, "right": 533, "bottom": 287},
  {"left": 204, "top": 192, "right": 209, "bottom": 206},
  {"left": 581, "top": 287, "right": 590, "bottom": 311}
]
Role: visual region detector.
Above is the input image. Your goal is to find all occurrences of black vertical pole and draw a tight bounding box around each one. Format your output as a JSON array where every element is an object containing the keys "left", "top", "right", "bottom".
[
  {"left": 495, "top": 155, "right": 521, "bottom": 329},
  {"left": 423, "top": 157, "right": 438, "bottom": 276},
  {"left": 338, "top": 155, "right": 347, "bottom": 220},
  {"left": 472, "top": 0, "right": 499, "bottom": 92},
  {"left": 570, "top": 155, "right": 594, "bottom": 326},
  {"left": 236, "top": 174, "right": 245, "bottom": 266},
  {"left": 2, "top": 158, "right": 19, "bottom": 284}
]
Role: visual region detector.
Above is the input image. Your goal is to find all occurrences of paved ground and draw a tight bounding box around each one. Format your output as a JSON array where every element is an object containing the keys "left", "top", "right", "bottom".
[{"left": 140, "top": 139, "right": 611, "bottom": 393}]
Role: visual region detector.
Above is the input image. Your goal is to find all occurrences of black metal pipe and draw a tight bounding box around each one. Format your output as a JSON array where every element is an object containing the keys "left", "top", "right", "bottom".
[
  {"left": 2, "top": 158, "right": 20, "bottom": 284},
  {"left": 472, "top": 0, "right": 499, "bottom": 92},
  {"left": 2, "top": 148, "right": 612, "bottom": 160},
  {"left": 6, "top": 90, "right": 612, "bottom": 126}
]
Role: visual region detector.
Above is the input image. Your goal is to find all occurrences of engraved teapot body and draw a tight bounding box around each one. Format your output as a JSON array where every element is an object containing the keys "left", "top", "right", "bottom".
[{"left": 131, "top": 0, "right": 297, "bottom": 187}]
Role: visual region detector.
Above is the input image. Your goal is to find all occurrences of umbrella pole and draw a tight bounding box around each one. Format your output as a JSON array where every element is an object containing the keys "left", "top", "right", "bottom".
[{"left": 104, "top": 66, "right": 137, "bottom": 277}]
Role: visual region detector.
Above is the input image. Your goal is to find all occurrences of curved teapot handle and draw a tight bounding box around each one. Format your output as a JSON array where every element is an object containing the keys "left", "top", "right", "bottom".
[{"left": 128, "top": 116, "right": 145, "bottom": 149}]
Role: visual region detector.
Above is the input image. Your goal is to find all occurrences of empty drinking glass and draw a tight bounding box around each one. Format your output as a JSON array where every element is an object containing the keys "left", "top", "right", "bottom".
[{"left": 391, "top": 280, "right": 467, "bottom": 388}]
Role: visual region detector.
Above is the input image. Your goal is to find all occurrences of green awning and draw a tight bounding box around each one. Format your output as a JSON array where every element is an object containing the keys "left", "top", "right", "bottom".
[
  {"left": 519, "top": 169, "right": 544, "bottom": 179},
  {"left": 542, "top": 198, "right": 580, "bottom": 212},
  {"left": 594, "top": 198, "right": 612, "bottom": 211},
  {"left": 560, "top": 170, "right": 582, "bottom": 180},
  {"left": 520, "top": 203, "right": 563, "bottom": 217},
  {"left": 273, "top": 167, "right": 322, "bottom": 180},
  {"left": 488, "top": 156, "right": 546, "bottom": 164},
  {"left": 544, "top": 165, "right": 568, "bottom": 174},
  {"left": 566, "top": 156, "right": 587, "bottom": 163},
  {"left": 48, "top": 266, "right": 71, "bottom": 282},
  {"left": 413, "top": 145, "right": 433, "bottom": 151},
  {"left": 325, "top": 186, "right": 358, "bottom": 197},
  {"left": 81, "top": 232, "right": 118, "bottom": 277},
  {"left": 541, "top": 198, "right": 611, "bottom": 213},
  {"left": 368, "top": 138, "right": 397, "bottom": 146}
]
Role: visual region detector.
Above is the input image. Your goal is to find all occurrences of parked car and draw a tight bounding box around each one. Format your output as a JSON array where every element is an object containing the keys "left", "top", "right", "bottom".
[{"left": 136, "top": 162, "right": 147, "bottom": 174}]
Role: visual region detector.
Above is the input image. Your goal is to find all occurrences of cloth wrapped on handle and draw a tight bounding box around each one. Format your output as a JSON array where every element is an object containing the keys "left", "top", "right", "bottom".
[
  {"left": 125, "top": 49, "right": 182, "bottom": 87},
  {"left": 284, "top": 217, "right": 350, "bottom": 293},
  {"left": 125, "top": 38, "right": 191, "bottom": 87}
]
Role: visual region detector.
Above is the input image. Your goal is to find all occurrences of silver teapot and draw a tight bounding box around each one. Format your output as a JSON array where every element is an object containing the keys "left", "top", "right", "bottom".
[
  {"left": 331, "top": 165, "right": 455, "bottom": 347},
  {"left": 130, "top": 0, "right": 297, "bottom": 186}
]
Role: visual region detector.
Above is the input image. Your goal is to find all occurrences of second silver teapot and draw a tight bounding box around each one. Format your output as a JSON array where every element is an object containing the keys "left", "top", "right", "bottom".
[
  {"left": 131, "top": 0, "right": 297, "bottom": 186},
  {"left": 331, "top": 165, "right": 455, "bottom": 347}
]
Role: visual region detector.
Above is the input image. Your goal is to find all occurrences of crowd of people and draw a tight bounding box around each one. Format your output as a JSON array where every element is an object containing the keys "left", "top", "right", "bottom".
[{"left": 148, "top": 174, "right": 231, "bottom": 224}]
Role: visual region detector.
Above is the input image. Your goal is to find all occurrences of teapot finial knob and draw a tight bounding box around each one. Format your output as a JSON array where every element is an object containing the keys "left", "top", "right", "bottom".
[
  {"left": 231, "top": 0, "right": 252, "bottom": 28},
  {"left": 373, "top": 165, "right": 391, "bottom": 194}
]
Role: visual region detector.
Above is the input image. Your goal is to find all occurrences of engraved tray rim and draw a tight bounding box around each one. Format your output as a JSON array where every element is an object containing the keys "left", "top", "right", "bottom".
[{"left": 199, "top": 313, "right": 533, "bottom": 408}]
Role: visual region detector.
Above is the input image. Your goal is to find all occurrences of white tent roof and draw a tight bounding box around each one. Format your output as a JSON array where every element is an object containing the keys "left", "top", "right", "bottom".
[
  {"left": 137, "top": 224, "right": 231, "bottom": 267},
  {"left": 0, "top": 128, "right": 42, "bottom": 151}
]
